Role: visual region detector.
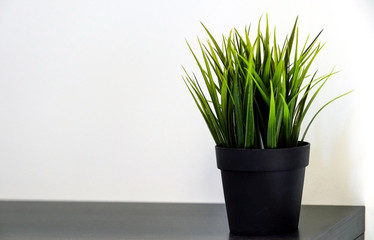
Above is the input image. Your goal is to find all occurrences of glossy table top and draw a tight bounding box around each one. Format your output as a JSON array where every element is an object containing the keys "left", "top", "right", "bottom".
[{"left": 0, "top": 201, "right": 365, "bottom": 240}]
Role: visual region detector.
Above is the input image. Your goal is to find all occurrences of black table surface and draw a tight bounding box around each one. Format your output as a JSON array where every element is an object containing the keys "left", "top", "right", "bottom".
[{"left": 0, "top": 201, "right": 365, "bottom": 240}]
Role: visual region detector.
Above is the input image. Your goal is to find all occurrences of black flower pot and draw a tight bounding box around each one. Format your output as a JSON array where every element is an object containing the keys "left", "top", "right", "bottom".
[{"left": 216, "top": 142, "right": 310, "bottom": 236}]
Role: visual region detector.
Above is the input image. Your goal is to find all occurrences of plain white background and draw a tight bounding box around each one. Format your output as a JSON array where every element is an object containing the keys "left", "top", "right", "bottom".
[{"left": 0, "top": 0, "right": 373, "bottom": 237}]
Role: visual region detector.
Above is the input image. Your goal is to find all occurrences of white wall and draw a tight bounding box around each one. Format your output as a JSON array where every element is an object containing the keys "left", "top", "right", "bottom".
[{"left": 0, "top": 0, "right": 373, "bottom": 237}]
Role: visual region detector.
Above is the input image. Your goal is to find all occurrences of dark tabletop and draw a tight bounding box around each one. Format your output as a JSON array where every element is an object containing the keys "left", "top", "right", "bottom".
[{"left": 0, "top": 201, "right": 365, "bottom": 240}]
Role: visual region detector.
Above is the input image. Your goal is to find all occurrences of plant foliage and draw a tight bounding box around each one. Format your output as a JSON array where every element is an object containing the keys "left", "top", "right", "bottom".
[{"left": 183, "top": 16, "right": 351, "bottom": 149}]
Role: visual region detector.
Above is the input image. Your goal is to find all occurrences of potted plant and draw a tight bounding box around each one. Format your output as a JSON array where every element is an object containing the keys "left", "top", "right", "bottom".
[{"left": 183, "top": 16, "right": 351, "bottom": 236}]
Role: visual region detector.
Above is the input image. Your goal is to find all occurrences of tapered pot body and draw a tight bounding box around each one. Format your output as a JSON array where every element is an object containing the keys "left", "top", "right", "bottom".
[{"left": 216, "top": 142, "right": 310, "bottom": 236}]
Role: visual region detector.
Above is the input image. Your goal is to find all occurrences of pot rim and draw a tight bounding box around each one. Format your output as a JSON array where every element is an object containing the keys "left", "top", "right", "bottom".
[
  {"left": 215, "top": 141, "right": 310, "bottom": 151},
  {"left": 216, "top": 142, "right": 310, "bottom": 172}
]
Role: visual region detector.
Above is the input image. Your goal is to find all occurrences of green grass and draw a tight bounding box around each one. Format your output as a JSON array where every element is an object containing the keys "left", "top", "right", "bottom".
[{"left": 183, "top": 16, "right": 351, "bottom": 149}]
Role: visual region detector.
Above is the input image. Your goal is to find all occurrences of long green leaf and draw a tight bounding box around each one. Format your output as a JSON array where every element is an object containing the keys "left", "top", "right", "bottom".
[
  {"left": 267, "top": 81, "right": 277, "bottom": 148},
  {"left": 301, "top": 90, "right": 353, "bottom": 140}
]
